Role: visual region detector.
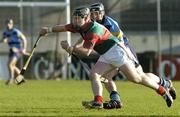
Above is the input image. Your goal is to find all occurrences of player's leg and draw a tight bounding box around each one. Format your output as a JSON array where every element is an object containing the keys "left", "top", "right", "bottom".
[
  {"left": 14, "top": 66, "right": 21, "bottom": 75},
  {"left": 102, "top": 69, "right": 123, "bottom": 109},
  {"left": 6, "top": 56, "right": 18, "bottom": 85},
  {"left": 126, "top": 43, "right": 176, "bottom": 101},
  {"left": 109, "top": 46, "right": 159, "bottom": 89},
  {"left": 82, "top": 61, "right": 115, "bottom": 109},
  {"left": 104, "top": 44, "right": 173, "bottom": 107},
  {"left": 82, "top": 44, "right": 129, "bottom": 109},
  {"left": 137, "top": 65, "right": 176, "bottom": 100},
  {"left": 146, "top": 72, "right": 176, "bottom": 100},
  {"left": 119, "top": 61, "right": 173, "bottom": 107},
  {"left": 102, "top": 69, "right": 118, "bottom": 93},
  {"left": 6, "top": 49, "right": 21, "bottom": 85},
  {"left": 144, "top": 73, "right": 177, "bottom": 101}
]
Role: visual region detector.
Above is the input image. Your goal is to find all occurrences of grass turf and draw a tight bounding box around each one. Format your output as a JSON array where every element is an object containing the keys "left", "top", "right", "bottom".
[{"left": 0, "top": 80, "right": 179, "bottom": 117}]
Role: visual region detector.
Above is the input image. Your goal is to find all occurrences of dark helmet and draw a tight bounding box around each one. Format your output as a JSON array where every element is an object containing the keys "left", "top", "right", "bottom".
[
  {"left": 90, "top": 3, "right": 104, "bottom": 12},
  {"left": 73, "top": 6, "right": 90, "bottom": 18}
]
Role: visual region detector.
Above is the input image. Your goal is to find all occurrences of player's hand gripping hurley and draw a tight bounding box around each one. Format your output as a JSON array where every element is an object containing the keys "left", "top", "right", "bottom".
[{"left": 15, "top": 35, "right": 42, "bottom": 85}]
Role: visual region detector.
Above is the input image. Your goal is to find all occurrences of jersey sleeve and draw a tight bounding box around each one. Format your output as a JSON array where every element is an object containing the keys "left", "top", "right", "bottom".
[
  {"left": 104, "top": 16, "right": 123, "bottom": 38},
  {"left": 108, "top": 23, "right": 122, "bottom": 38},
  {"left": 16, "top": 29, "right": 23, "bottom": 37},
  {"left": 64, "top": 24, "right": 78, "bottom": 33},
  {"left": 83, "top": 33, "right": 99, "bottom": 49}
]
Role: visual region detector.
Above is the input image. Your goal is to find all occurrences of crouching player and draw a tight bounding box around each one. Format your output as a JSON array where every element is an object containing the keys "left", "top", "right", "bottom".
[{"left": 39, "top": 6, "right": 176, "bottom": 109}]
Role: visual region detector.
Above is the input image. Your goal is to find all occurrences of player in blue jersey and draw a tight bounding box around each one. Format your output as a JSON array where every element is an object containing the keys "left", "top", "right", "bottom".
[
  {"left": 90, "top": 2, "right": 138, "bottom": 62},
  {"left": 88, "top": 3, "right": 176, "bottom": 109},
  {"left": 1, "top": 19, "right": 28, "bottom": 85}
]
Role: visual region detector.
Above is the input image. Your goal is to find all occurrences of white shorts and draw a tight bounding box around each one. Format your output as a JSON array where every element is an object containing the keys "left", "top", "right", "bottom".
[{"left": 98, "top": 44, "right": 133, "bottom": 67}]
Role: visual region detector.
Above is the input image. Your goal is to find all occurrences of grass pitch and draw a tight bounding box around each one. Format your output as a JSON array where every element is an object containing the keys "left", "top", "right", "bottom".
[{"left": 0, "top": 80, "right": 179, "bottom": 117}]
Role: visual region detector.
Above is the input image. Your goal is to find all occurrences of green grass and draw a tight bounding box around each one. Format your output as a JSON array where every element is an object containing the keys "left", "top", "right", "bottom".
[{"left": 0, "top": 80, "right": 179, "bottom": 117}]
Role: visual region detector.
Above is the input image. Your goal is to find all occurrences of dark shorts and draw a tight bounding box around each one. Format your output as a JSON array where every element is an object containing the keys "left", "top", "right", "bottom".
[{"left": 9, "top": 49, "right": 22, "bottom": 60}]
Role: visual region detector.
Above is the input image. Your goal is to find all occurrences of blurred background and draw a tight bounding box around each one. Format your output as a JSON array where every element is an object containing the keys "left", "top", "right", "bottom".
[{"left": 0, "top": 0, "right": 179, "bottom": 81}]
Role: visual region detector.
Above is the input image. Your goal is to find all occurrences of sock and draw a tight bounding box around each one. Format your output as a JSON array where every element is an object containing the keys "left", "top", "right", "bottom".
[
  {"left": 165, "top": 79, "right": 171, "bottom": 88},
  {"left": 157, "top": 86, "right": 166, "bottom": 96},
  {"left": 110, "top": 91, "right": 120, "bottom": 101},
  {"left": 159, "top": 78, "right": 170, "bottom": 89},
  {"left": 9, "top": 77, "right": 13, "bottom": 80},
  {"left": 94, "top": 95, "right": 103, "bottom": 103}
]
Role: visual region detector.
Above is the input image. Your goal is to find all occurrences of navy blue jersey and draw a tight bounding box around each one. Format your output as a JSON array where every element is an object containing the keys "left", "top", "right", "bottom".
[
  {"left": 3, "top": 28, "right": 23, "bottom": 49},
  {"left": 101, "top": 16, "right": 129, "bottom": 45}
]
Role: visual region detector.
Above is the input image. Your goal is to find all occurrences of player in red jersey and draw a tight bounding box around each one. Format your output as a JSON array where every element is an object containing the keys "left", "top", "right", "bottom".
[{"left": 39, "top": 6, "right": 175, "bottom": 109}]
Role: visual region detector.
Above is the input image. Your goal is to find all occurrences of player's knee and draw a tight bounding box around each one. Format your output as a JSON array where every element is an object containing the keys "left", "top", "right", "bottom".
[
  {"left": 89, "top": 71, "right": 100, "bottom": 81},
  {"left": 89, "top": 71, "right": 95, "bottom": 80},
  {"left": 10, "top": 62, "right": 16, "bottom": 67},
  {"left": 130, "top": 75, "right": 143, "bottom": 84},
  {"left": 8, "top": 63, "right": 13, "bottom": 68}
]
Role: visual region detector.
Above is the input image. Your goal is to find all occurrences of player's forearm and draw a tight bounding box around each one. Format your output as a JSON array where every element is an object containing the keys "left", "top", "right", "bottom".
[
  {"left": 74, "top": 38, "right": 84, "bottom": 48},
  {"left": 23, "top": 40, "right": 27, "bottom": 50},
  {"left": 61, "top": 40, "right": 92, "bottom": 57},
  {"left": 21, "top": 35, "right": 27, "bottom": 49},
  {"left": 1, "top": 38, "right": 8, "bottom": 43},
  {"left": 20, "top": 34, "right": 27, "bottom": 49},
  {"left": 40, "top": 25, "right": 67, "bottom": 36},
  {"left": 73, "top": 47, "right": 92, "bottom": 57},
  {"left": 49, "top": 25, "right": 66, "bottom": 33}
]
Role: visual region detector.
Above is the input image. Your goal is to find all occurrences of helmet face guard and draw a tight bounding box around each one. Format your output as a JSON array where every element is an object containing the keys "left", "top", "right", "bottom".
[
  {"left": 72, "top": 7, "right": 90, "bottom": 29},
  {"left": 90, "top": 3, "right": 105, "bottom": 22},
  {"left": 73, "top": 7, "right": 90, "bottom": 18},
  {"left": 90, "top": 3, "right": 104, "bottom": 12}
]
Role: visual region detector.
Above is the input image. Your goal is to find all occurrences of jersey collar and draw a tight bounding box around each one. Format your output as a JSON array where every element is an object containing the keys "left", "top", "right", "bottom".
[{"left": 80, "top": 20, "right": 93, "bottom": 32}]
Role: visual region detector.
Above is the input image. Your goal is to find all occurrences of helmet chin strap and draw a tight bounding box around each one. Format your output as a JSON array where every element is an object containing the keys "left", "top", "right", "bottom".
[
  {"left": 94, "top": 17, "right": 103, "bottom": 23},
  {"left": 96, "top": 20, "right": 102, "bottom": 23}
]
